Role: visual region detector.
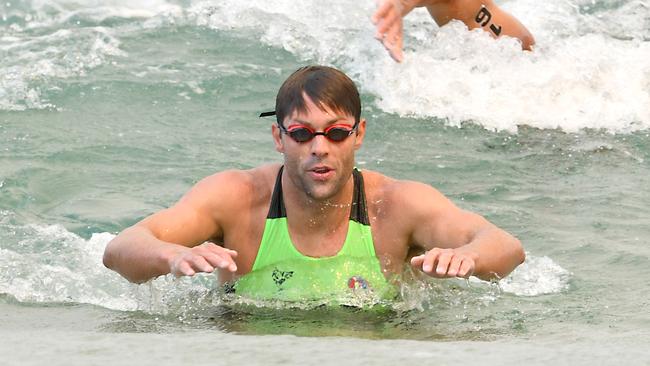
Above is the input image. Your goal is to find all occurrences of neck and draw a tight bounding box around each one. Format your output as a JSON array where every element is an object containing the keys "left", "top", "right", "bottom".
[{"left": 281, "top": 172, "right": 354, "bottom": 236}]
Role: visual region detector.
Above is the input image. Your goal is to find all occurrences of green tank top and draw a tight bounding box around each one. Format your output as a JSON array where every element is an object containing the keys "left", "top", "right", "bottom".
[{"left": 233, "top": 167, "right": 394, "bottom": 303}]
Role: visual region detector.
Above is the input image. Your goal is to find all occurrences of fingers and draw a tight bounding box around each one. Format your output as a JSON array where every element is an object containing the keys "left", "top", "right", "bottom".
[
  {"left": 192, "top": 255, "right": 215, "bottom": 273},
  {"left": 372, "top": 0, "right": 394, "bottom": 25},
  {"left": 174, "top": 261, "right": 195, "bottom": 277},
  {"left": 378, "top": 23, "right": 404, "bottom": 62},
  {"left": 196, "top": 242, "right": 238, "bottom": 272},
  {"left": 410, "top": 254, "right": 425, "bottom": 268},
  {"left": 170, "top": 243, "right": 239, "bottom": 277},
  {"left": 171, "top": 254, "right": 213, "bottom": 276},
  {"left": 383, "top": 24, "right": 403, "bottom": 62},
  {"left": 435, "top": 250, "right": 453, "bottom": 276},
  {"left": 421, "top": 248, "right": 438, "bottom": 273},
  {"left": 411, "top": 248, "right": 476, "bottom": 279},
  {"left": 372, "top": 5, "right": 404, "bottom": 62},
  {"left": 374, "top": 4, "right": 400, "bottom": 36},
  {"left": 200, "top": 250, "right": 236, "bottom": 272},
  {"left": 458, "top": 259, "right": 475, "bottom": 278},
  {"left": 446, "top": 256, "right": 463, "bottom": 277}
]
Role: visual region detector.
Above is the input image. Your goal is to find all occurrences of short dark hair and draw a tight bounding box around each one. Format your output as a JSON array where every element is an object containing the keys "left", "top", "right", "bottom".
[{"left": 275, "top": 65, "right": 361, "bottom": 126}]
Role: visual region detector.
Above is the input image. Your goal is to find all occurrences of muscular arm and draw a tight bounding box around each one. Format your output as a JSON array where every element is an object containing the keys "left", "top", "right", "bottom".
[
  {"left": 103, "top": 171, "right": 244, "bottom": 283},
  {"left": 372, "top": 0, "right": 535, "bottom": 62},
  {"left": 401, "top": 181, "right": 524, "bottom": 280}
]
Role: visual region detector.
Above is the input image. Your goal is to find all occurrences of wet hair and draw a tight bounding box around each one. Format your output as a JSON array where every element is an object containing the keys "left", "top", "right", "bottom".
[{"left": 275, "top": 65, "right": 361, "bottom": 126}]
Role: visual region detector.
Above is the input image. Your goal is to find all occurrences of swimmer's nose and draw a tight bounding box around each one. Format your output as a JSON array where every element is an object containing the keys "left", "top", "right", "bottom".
[{"left": 309, "top": 134, "right": 330, "bottom": 157}]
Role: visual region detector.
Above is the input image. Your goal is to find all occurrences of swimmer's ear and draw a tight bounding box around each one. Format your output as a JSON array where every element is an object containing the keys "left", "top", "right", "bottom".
[
  {"left": 272, "top": 123, "right": 285, "bottom": 153},
  {"left": 353, "top": 119, "right": 366, "bottom": 151}
]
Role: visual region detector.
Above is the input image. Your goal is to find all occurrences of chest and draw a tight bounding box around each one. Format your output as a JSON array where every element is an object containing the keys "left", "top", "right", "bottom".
[{"left": 219, "top": 201, "right": 413, "bottom": 279}]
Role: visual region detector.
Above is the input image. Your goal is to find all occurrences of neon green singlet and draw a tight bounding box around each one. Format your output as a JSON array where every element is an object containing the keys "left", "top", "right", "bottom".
[{"left": 233, "top": 167, "right": 394, "bottom": 303}]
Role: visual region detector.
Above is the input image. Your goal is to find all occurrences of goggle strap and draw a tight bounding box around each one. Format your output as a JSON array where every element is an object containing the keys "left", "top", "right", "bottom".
[{"left": 259, "top": 111, "right": 276, "bottom": 118}]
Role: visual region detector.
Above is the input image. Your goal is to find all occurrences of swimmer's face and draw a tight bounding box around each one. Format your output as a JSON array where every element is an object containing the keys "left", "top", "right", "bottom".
[{"left": 272, "top": 93, "right": 366, "bottom": 201}]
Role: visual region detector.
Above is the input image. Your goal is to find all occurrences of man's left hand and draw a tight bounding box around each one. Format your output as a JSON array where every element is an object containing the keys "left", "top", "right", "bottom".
[{"left": 410, "top": 248, "right": 477, "bottom": 278}]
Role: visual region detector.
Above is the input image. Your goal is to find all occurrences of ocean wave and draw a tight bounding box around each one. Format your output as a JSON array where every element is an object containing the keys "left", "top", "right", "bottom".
[
  {"left": 185, "top": 0, "right": 650, "bottom": 133},
  {"left": 0, "top": 26, "right": 126, "bottom": 110},
  {"left": 1, "top": 0, "right": 647, "bottom": 132},
  {"left": 0, "top": 0, "right": 174, "bottom": 111}
]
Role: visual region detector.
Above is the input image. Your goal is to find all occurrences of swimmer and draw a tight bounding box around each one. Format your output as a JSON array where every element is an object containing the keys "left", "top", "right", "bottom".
[
  {"left": 103, "top": 65, "right": 525, "bottom": 300},
  {"left": 372, "top": 0, "right": 535, "bottom": 62}
]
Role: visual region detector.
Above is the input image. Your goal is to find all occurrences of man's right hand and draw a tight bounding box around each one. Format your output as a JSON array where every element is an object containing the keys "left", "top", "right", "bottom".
[{"left": 169, "top": 242, "right": 238, "bottom": 277}]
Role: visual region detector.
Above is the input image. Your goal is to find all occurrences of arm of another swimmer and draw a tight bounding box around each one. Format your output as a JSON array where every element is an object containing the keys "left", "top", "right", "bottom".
[
  {"left": 404, "top": 181, "right": 525, "bottom": 281},
  {"left": 103, "top": 171, "right": 241, "bottom": 283},
  {"left": 426, "top": 0, "right": 535, "bottom": 50}
]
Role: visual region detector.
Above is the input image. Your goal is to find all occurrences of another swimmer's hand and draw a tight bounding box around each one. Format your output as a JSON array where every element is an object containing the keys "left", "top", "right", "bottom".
[
  {"left": 371, "top": 0, "right": 428, "bottom": 62},
  {"left": 372, "top": 0, "right": 407, "bottom": 62},
  {"left": 410, "top": 248, "right": 477, "bottom": 278},
  {"left": 168, "top": 242, "right": 238, "bottom": 277}
]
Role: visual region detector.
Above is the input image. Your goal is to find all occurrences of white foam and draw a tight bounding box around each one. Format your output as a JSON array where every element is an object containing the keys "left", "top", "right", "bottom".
[
  {"left": 188, "top": 0, "right": 650, "bottom": 133},
  {"left": 3, "top": 0, "right": 648, "bottom": 132},
  {"left": 0, "top": 215, "right": 570, "bottom": 318},
  {"left": 0, "top": 26, "right": 126, "bottom": 110},
  {"left": 499, "top": 254, "right": 571, "bottom": 296},
  {"left": 0, "top": 219, "right": 227, "bottom": 314},
  {"left": 16, "top": 0, "right": 182, "bottom": 26},
  {"left": 0, "top": 224, "right": 134, "bottom": 309},
  {"left": 0, "top": 0, "right": 176, "bottom": 111},
  {"left": 362, "top": 27, "right": 650, "bottom": 132}
]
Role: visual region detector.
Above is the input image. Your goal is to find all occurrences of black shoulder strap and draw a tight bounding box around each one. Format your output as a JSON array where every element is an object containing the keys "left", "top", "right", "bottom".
[
  {"left": 267, "top": 166, "right": 286, "bottom": 219},
  {"left": 350, "top": 168, "right": 370, "bottom": 225}
]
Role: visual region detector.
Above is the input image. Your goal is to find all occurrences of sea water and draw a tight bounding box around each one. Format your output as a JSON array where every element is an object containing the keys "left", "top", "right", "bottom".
[{"left": 1, "top": 0, "right": 649, "bottom": 364}]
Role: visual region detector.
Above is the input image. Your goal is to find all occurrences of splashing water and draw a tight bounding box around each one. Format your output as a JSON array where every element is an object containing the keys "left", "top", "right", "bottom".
[
  {"left": 0, "top": 213, "right": 570, "bottom": 316},
  {"left": 1, "top": 0, "right": 648, "bottom": 131}
]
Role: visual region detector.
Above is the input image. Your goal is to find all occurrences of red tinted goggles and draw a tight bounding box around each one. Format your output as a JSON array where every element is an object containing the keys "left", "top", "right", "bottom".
[{"left": 278, "top": 121, "right": 359, "bottom": 143}]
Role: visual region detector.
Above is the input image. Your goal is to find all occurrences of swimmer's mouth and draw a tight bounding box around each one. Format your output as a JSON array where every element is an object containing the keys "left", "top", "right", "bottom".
[{"left": 308, "top": 166, "right": 334, "bottom": 177}]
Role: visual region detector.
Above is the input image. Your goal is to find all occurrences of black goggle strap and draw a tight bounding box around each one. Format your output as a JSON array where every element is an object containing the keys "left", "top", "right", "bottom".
[
  {"left": 259, "top": 111, "right": 276, "bottom": 118},
  {"left": 260, "top": 111, "right": 359, "bottom": 130},
  {"left": 350, "top": 119, "right": 360, "bottom": 131},
  {"left": 277, "top": 122, "right": 289, "bottom": 134}
]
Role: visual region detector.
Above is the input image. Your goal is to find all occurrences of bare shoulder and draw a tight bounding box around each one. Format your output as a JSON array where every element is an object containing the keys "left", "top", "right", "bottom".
[
  {"left": 361, "top": 169, "right": 456, "bottom": 219},
  {"left": 179, "top": 163, "right": 281, "bottom": 212},
  {"left": 362, "top": 170, "right": 448, "bottom": 202}
]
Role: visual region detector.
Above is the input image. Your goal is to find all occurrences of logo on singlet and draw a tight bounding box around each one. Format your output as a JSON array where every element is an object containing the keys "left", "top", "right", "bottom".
[
  {"left": 347, "top": 276, "right": 369, "bottom": 290},
  {"left": 272, "top": 268, "right": 294, "bottom": 288}
]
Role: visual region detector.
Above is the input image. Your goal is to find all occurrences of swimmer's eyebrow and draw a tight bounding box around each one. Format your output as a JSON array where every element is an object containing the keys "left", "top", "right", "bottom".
[{"left": 290, "top": 116, "right": 350, "bottom": 126}]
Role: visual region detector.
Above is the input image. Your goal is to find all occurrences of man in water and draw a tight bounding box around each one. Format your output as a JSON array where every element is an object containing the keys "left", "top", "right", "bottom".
[
  {"left": 103, "top": 65, "right": 524, "bottom": 300},
  {"left": 373, "top": 0, "right": 535, "bottom": 62}
]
